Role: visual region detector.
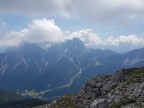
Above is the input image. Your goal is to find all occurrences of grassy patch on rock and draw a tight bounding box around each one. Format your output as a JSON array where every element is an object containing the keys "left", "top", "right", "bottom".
[
  {"left": 110, "top": 98, "right": 136, "bottom": 108},
  {"left": 51, "top": 94, "right": 78, "bottom": 108},
  {"left": 125, "top": 68, "right": 144, "bottom": 84}
]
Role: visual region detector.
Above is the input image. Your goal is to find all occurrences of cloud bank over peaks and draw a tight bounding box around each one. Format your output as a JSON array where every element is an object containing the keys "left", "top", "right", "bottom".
[
  {"left": 0, "top": 18, "right": 64, "bottom": 48},
  {"left": 0, "top": 18, "right": 144, "bottom": 53},
  {"left": 107, "top": 35, "right": 144, "bottom": 46},
  {"left": 106, "top": 35, "right": 144, "bottom": 52},
  {"left": 67, "top": 29, "right": 144, "bottom": 52},
  {"left": 23, "top": 19, "right": 64, "bottom": 43},
  {"left": 67, "top": 29, "right": 104, "bottom": 47}
]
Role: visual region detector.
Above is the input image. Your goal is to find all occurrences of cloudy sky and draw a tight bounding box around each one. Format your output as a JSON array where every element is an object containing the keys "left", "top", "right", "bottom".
[{"left": 0, "top": 0, "right": 144, "bottom": 53}]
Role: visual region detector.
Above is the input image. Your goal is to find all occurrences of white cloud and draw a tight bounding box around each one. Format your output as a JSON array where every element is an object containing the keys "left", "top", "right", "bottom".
[
  {"left": 0, "top": 18, "right": 64, "bottom": 48},
  {"left": 105, "top": 35, "right": 144, "bottom": 52},
  {"left": 0, "top": 32, "right": 25, "bottom": 47},
  {"left": 66, "top": 29, "right": 144, "bottom": 52},
  {"left": 67, "top": 30, "right": 144, "bottom": 52},
  {"left": 67, "top": 29, "right": 103, "bottom": 47},
  {"left": 22, "top": 19, "right": 64, "bottom": 43},
  {"left": 107, "top": 35, "right": 144, "bottom": 46}
]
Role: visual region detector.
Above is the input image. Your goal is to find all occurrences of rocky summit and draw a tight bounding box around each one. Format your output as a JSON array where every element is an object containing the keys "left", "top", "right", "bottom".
[{"left": 35, "top": 67, "right": 144, "bottom": 108}]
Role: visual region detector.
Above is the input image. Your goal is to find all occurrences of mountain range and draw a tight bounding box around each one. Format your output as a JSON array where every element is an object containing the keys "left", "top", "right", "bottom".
[{"left": 0, "top": 38, "right": 144, "bottom": 101}]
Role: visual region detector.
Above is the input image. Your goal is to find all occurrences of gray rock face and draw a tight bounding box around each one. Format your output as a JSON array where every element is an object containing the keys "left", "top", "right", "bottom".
[
  {"left": 73, "top": 67, "right": 144, "bottom": 108},
  {"left": 90, "top": 99, "right": 107, "bottom": 108}
]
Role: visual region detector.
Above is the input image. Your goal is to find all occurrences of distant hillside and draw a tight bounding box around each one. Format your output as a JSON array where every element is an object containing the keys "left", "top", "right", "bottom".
[
  {"left": 0, "top": 90, "right": 47, "bottom": 108},
  {"left": 0, "top": 90, "right": 24, "bottom": 105},
  {"left": 39, "top": 67, "right": 144, "bottom": 108}
]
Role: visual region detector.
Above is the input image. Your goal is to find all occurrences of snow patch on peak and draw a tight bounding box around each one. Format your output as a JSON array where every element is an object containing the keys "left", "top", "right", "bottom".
[
  {"left": 124, "top": 57, "right": 129, "bottom": 65},
  {"left": 64, "top": 49, "right": 69, "bottom": 53},
  {"left": 22, "top": 56, "right": 28, "bottom": 66},
  {"left": 65, "top": 55, "right": 79, "bottom": 69},
  {"left": 45, "top": 62, "right": 48, "bottom": 67},
  {"left": 12, "top": 60, "right": 23, "bottom": 70},
  {"left": 0, "top": 63, "right": 9, "bottom": 75},
  {"left": 94, "top": 58, "right": 103, "bottom": 66},
  {"left": 56, "top": 55, "right": 64, "bottom": 62},
  {"left": 34, "top": 59, "right": 41, "bottom": 72}
]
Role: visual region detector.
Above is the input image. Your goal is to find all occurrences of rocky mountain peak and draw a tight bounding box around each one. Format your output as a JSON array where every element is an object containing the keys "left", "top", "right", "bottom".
[
  {"left": 18, "top": 42, "right": 44, "bottom": 53},
  {"left": 63, "top": 38, "right": 86, "bottom": 51},
  {"left": 5, "top": 42, "right": 44, "bottom": 55}
]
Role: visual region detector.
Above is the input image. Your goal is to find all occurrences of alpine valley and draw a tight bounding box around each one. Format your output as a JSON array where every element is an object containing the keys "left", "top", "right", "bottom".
[{"left": 0, "top": 38, "right": 144, "bottom": 103}]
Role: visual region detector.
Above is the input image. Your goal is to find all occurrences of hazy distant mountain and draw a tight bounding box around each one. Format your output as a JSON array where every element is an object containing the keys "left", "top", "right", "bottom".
[
  {"left": 122, "top": 47, "right": 144, "bottom": 67},
  {"left": 0, "top": 38, "right": 143, "bottom": 101}
]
